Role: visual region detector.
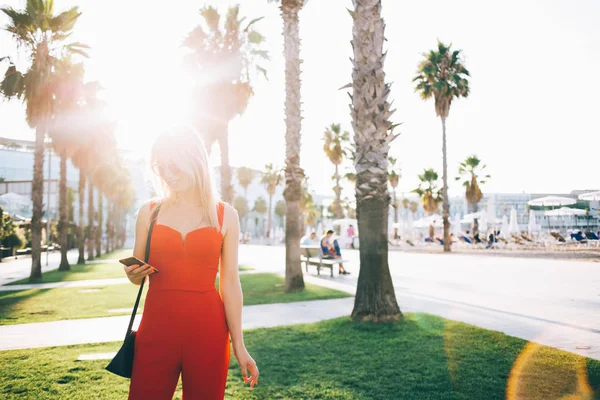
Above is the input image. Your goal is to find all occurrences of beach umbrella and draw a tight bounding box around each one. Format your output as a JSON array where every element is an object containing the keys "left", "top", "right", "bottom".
[
  {"left": 412, "top": 214, "right": 442, "bottom": 228},
  {"left": 452, "top": 214, "right": 462, "bottom": 237},
  {"left": 528, "top": 210, "right": 539, "bottom": 235},
  {"left": 501, "top": 215, "right": 510, "bottom": 238},
  {"left": 462, "top": 210, "right": 501, "bottom": 225},
  {"left": 487, "top": 199, "right": 497, "bottom": 225},
  {"left": 479, "top": 212, "right": 488, "bottom": 234},
  {"left": 406, "top": 212, "right": 414, "bottom": 239},
  {"left": 544, "top": 207, "right": 586, "bottom": 217},
  {"left": 579, "top": 191, "right": 600, "bottom": 201},
  {"left": 528, "top": 195, "right": 576, "bottom": 208},
  {"left": 509, "top": 208, "right": 519, "bottom": 233}
]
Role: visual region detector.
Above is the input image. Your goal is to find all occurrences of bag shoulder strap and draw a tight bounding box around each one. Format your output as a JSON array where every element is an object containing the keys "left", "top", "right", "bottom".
[{"left": 124, "top": 201, "right": 161, "bottom": 340}]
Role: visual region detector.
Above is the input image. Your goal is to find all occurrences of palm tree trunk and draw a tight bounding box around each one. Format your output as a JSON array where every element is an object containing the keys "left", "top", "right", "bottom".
[
  {"left": 77, "top": 170, "right": 85, "bottom": 264},
  {"left": 87, "top": 182, "right": 95, "bottom": 260},
  {"left": 281, "top": 2, "right": 305, "bottom": 292},
  {"left": 112, "top": 205, "right": 119, "bottom": 250},
  {"left": 334, "top": 164, "right": 343, "bottom": 218},
  {"left": 392, "top": 189, "right": 398, "bottom": 239},
  {"left": 441, "top": 117, "right": 451, "bottom": 252},
  {"left": 58, "top": 153, "right": 70, "bottom": 271},
  {"left": 350, "top": 0, "right": 401, "bottom": 321},
  {"left": 267, "top": 195, "right": 273, "bottom": 239},
  {"left": 105, "top": 201, "right": 112, "bottom": 253},
  {"left": 243, "top": 188, "right": 248, "bottom": 234},
  {"left": 96, "top": 191, "right": 102, "bottom": 256},
  {"left": 29, "top": 126, "right": 45, "bottom": 282},
  {"left": 218, "top": 129, "right": 233, "bottom": 204}
]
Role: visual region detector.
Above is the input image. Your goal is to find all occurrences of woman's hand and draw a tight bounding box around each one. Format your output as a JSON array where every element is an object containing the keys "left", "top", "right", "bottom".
[
  {"left": 123, "top": 264, "right": 155, "bottom": 285},
  {"left": 234, "top": 347, "right": 259, "bottom": 388}
]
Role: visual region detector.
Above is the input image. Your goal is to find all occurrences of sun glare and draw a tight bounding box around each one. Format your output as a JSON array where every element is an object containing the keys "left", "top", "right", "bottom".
[{"left": 108, "top": 60, "right": 196, "bottom": 158}]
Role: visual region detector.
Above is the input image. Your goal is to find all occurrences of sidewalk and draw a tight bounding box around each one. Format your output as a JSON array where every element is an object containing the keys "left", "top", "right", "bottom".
[
  {"left": 0, "top": 249, "right": 80, "bottom": 286},
  {"left": 1, "top": 245, "right": 599, "bottom": 362},
  {"left": 0, "top": 297, "right": 354, "bottom": 351}
]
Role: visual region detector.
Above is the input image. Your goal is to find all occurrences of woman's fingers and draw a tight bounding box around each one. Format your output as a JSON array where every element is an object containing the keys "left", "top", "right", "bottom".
[
  {"left": 240, "top": 364, "right": 249, "bottom": 383},
  {"left": 132, "top": 265, "right": 151, "bottom": 275},
  {"left": 247, "top": 363, "right": 259, "bottom": 387}
]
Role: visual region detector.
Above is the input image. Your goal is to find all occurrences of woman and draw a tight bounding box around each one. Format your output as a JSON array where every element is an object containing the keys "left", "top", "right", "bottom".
[{"left": 123, "top": 126, "right": 259, "bottom": 399}]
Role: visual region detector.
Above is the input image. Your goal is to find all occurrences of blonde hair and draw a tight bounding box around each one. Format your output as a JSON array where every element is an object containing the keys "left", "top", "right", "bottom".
[{"left": 149, "top": 125, "right": 220, "bottom": 229}]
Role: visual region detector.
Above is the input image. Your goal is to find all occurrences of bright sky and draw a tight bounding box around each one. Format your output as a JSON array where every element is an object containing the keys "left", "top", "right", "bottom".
[{"left": 1, "top": 0, "right": 599, "bottom": 200}]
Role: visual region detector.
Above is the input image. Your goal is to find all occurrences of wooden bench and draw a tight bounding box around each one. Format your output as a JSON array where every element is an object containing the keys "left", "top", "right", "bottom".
[{"left": 300, "top": 246, "right": 348, "bottom": 277}]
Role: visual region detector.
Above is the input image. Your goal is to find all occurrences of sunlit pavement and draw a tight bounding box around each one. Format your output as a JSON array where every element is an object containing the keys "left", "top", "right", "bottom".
[
  {"left": 1, "top": 244, "right": 599, "bottom": 360},
  {"left": 239, "top": 244, "right": 600, "bottom": 360},
  {"left": 0, "top": 249, "right": 80, "bottom": 286}
]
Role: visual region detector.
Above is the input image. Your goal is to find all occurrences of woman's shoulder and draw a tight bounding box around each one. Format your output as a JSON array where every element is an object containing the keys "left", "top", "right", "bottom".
[
  {"left": 220, "top": 202, "right": 239, "bottom": 220},
  {"left": 136, "top": 197, "right": 162, "bottom": 218}
]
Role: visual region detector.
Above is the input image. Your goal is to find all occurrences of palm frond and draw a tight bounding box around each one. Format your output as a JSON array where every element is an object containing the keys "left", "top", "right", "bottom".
[
  {"left": 247, "top": 31, "right": 265, "bottom": 44},
  {"left": 244, "top": 17, "right": 264, "bottom": 32},
  {"left": 49, "top": 7, "right": 81, "bottom": 34}
]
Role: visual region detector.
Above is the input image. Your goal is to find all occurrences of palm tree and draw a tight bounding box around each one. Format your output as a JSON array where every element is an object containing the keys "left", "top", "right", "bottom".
[
  {"left": 184, "top": 5, "right": 269, "bottom": 204},
  {"left": 70, "top": 82, "right": 102, "bottom": 264},
  {"left": 269, "top": 0, "right": 307, "bottom": 292},
  {"left": 388, "top": 156, "right": 401, "bottom": 239},
  {"left": 236, "top": 167, "right": 255, "bottom": 232},
  {"left": 349, "top": 0, "right": 401, "bottom": 322},
  {"left": 456, "top": 155, "right": 490, "bottom": 213},
  {"left": 413, "top": 40, "right": 470, "bottom": 252},
  {"left": 233, "top": 196, "right": 249, "bottom": 223},
  {"left": 253, "top": 197, "right": 268, "bottom": 237},
  {"left": 261, "top": 164, "right": 282, "bottom": 238},
  {"left": 323, "top": 123, "right": 349, "bottom": 219},
  {"left": 49, "top": 59, "right": 85, "bottom": 271},
  {"left": 1, "top": 1, "right": 88, "bottom": 281},
  {"left": 409, "top": 200, "right": 419, "bottom": 216},
  {"left": 412, "top": 168, "right": 442, "bottom": 240},
  {"left": 275, "top": 200, "right": 286, "bottom": 228},
  {"left": 236, "top": 167, "right": 255, "bottom": 199}
]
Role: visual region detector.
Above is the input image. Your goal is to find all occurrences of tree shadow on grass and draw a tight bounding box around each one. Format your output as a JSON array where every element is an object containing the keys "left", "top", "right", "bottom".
[
  {"left": 224, "top": 314, "right": 600, "bottom": 400},
  {"left": 0, "top": 289, "right": 53, "bottom": 323}
]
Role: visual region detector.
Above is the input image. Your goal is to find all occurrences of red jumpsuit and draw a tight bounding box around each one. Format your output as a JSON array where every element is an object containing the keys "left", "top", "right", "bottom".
[{"left": 128, "top": 202, "right": 230, "bottom": 399}]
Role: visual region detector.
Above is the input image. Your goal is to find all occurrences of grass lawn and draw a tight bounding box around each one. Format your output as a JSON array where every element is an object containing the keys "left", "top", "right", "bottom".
[
  {"left": 0, "top": 273, "right": 350, "bottom": 325},
  {"left": 7, "top": 255, "right": 253, "bottom": 286},
  {"left": 1, "top": 314, "right": 599, "bottom": 399}
]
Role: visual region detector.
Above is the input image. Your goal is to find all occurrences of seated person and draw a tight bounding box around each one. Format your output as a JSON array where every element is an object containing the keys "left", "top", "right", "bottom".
[
  {"left": 321, "top": 230, "right": 350, "bottom": 275},
  {"left": 300, "top": 232, "right": 318, "bottom": 246}
]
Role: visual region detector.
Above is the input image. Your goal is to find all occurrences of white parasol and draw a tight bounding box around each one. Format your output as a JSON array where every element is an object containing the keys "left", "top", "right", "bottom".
[
  {"left": 501, "top": 215, "right": 510, "bottom": 238},
  {"left": 579, "top": 191, "right": 600, "bottom": 201},
  {"left": 528, "top": 195, "right": 576, "bottom": 208},
  {"left": 527, "top": 210, "right": 539, "bottom": 235},
  {"left": 509, "top": 208, "right": 520, "bottom": 234}
]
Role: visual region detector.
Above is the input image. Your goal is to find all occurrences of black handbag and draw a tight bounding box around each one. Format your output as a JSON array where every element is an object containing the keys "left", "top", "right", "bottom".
[{"left": 105, "top": 203, "right": 161, "bottom": 378}]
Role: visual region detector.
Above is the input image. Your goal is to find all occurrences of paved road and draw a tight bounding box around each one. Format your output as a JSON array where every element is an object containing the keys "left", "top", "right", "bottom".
[
  {"left": 2, "top": 244, "right": 599, "bottom": 360},
  {"left": 0, "top": 249, "right": 80, "bottom": 286},
  {"left": 239, "top": 244, "right": 600, "bottom": 360}
]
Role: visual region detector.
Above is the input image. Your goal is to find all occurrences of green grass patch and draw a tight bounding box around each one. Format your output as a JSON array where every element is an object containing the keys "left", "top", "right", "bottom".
[
  {"left": 0, "top": 273, "right": 348, "bottom": 325},
  {"left": 1, "top": 315, "right": 599, "bottom": 399}
]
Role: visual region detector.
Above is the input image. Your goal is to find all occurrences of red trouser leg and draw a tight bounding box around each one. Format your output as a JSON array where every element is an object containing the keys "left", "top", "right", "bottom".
[
  {"left": 128, "top": 293, "right": 182, "bottom": 400},
  {"left": 180, "top": 291, "right": 231, "bottom": 400}
]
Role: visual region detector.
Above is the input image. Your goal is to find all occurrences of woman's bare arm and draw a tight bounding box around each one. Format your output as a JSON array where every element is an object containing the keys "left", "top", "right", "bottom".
[
  {"left": 219, "top": 204, "right": 259, "bottom": 387},
  {"left": 219, "top": 204, "right": 244, "bottom": 351},
  {"left": 123, "top": 201, "right": 155, "bottom": 286}
]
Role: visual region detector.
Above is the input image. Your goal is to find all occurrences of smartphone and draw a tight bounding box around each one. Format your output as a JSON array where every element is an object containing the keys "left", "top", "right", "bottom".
[{"left": 119, "top": 256, "right": 159, "bottom": 273}]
